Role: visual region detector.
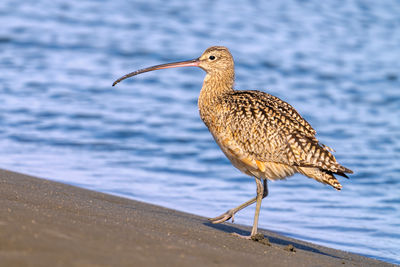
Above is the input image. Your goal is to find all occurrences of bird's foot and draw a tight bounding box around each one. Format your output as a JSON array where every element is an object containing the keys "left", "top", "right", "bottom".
[
  {"left": 232, "top": 233, "right": 269, "bottom": 245},
  {"left": 231, "top": 232, "right": 252, "bottom": 239},
  {"left": 208, "top": 208, "right": 236, "bottom": 224}
]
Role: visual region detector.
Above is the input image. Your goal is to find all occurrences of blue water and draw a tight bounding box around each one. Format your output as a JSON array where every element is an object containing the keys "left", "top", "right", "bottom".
[{"left": 1, "top": 0, "right": 399, "bottom": 264}]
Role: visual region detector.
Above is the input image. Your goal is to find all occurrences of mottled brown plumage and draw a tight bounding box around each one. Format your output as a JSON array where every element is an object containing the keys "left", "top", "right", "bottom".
[
  {"left": 113, "top": 46, "right": 353, "bottom": 238},
  {"left": 205, "top": 90, "right": 351, "bottom": 189}
]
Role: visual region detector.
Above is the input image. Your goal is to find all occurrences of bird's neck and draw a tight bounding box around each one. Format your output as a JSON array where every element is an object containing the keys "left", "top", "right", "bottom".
[{"left": 198, "top": 71, "right": 234, "bottom": 126}]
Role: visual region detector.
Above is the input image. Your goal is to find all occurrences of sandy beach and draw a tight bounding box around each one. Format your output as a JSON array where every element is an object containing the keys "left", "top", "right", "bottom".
[{"left": 0, "top": 169, "right": 393, "bottom": 267}]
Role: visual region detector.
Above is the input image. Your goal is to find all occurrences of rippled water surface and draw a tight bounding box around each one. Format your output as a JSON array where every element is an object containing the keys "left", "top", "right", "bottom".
[{"left": 1, "top": 0, "right": 399, "bottom": 264}]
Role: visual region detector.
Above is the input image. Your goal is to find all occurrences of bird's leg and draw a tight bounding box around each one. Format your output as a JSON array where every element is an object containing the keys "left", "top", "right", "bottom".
[
  {"left": 231, "top": 178, "right": 266, "bottom": 239},
  {"left": 250, "top": 178, "right": 265, "bottom": 237},
  {"left": 208, "top": 197, "right": 256, "bottom": 224},
  {"left": 209, "top": 179, "right": 268, "bottom": 225}
]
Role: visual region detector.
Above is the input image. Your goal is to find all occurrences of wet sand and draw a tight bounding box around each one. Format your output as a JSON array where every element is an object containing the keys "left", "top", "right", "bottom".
[{"left": 0, "top": 169, "right": 393, "bottom": 267}]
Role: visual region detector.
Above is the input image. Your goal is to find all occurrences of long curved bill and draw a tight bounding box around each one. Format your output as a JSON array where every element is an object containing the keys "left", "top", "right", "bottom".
[{"left": 112, "top": 58, "right": 200, "bottom": 86}]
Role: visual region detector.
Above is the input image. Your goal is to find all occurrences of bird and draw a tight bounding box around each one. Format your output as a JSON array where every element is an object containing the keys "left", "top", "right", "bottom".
[{"left": 112, "top": 46, "right": 353, "bottom": 239}]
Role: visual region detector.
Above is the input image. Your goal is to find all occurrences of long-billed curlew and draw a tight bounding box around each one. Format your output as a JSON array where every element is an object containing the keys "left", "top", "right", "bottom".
[{"left": 113, "top": 46, "right": 353, "bottom": 239}]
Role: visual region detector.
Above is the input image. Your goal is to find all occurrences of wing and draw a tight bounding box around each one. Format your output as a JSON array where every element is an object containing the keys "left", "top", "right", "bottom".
[{"left": 221, "top": 90, "right": 352, "bottom": 175}]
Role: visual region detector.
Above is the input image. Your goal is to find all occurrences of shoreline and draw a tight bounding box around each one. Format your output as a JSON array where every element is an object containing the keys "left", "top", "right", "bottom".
[{"left": 0, "top": 169, "right": 393, "bottom": 266}]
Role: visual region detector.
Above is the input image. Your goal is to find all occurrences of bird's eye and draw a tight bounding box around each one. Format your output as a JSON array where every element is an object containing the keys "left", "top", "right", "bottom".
[{"left": 209, "top": 55, "right": 216, "bottom": 60}]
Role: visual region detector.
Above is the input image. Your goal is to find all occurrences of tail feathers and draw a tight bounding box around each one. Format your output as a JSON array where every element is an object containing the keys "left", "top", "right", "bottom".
[
  {"left": 298, "top": 167, "right": 343, "bottom": 190},
  {"left": 324, "top": 171, "right": 343, "bottom": 190},
  {"left": 336, "top": 166, "right": 353, "bottom": 179},
  {"left": 339, "top": 172, "right": 349, "bottom": 179},
  {"left": 343, "top": 166, "right": 353, "bottom": 174}
]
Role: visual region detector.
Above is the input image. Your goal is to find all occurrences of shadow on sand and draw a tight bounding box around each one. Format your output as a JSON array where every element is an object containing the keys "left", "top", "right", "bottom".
[{"left": 204, "top": 221, "right": 342, "bottom": 260}]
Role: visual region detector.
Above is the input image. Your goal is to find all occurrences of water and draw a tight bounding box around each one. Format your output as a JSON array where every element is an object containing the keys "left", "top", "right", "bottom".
[{"left": 1, "top": 0, "right": 399, "bottom": 264}]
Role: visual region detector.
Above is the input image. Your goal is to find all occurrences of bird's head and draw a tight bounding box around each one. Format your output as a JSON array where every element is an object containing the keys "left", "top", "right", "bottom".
[
  {"left": 197, "top": 46, "right": 234, "bottom": 74},
  {"left": 112, "top": 46, "right": 234, "bottom": 86}
]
